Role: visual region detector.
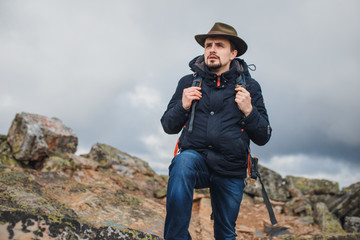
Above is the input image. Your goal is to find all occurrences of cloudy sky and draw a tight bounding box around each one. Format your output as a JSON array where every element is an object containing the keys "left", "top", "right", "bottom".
[{"left": 1, "top": 0, "right": 359, "bottom": 188}]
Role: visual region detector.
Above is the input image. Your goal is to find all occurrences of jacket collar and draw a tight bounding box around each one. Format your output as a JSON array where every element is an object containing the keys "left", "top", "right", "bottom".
[{"left": 189, "top": 55, "right": 246, "bottom": 80}]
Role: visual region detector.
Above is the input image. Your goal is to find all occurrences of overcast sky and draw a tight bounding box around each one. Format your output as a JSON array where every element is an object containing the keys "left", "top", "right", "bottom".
[{"left": 1, "top": 0, "right": 359, "bottom": 188}]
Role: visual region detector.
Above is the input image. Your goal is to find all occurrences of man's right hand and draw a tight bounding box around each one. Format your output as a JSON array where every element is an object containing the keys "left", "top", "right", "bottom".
[{"left": 182, "top": 87, "right": 202, "bottom": 110}]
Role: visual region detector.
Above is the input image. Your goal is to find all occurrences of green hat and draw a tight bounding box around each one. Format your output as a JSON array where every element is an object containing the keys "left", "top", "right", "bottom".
[{"left": 195, "top": 22, "right": 248, "bottom": 57}]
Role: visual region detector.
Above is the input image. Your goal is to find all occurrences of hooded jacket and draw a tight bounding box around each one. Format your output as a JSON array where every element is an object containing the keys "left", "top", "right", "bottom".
[{"left": 161, "top": 55, "right": 271, "bottom": 178}]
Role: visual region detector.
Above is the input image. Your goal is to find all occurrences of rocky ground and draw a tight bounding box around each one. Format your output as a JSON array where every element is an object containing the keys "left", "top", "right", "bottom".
[
  {"left": 0, "top": 112, "right": 359, "bottom": 240},
  {"left": 189, "top": 195, "right": 322, "bottom": 239}
]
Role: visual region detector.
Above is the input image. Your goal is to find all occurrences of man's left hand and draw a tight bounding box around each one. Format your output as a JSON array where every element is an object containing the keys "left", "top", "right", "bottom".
[{"left": 235, "top": 86, "right": 253, "bottom": 117}]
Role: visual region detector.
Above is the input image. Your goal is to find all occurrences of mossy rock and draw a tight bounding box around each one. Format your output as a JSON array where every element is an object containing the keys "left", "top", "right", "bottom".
[
  {"left": 277, "top": 233, "right": 360, "bottom": 240},
  {"left": 0, "top": 211, "right": 162, "bottom": 239},
  {"left": 328, "top": 182, "right": 360, "bottom": 220},
  {"left": 42, "top": 154, "right": 75, "bottom": 172},
  {"left": 86, "top": 143, "right": 156, "bottom": 176},
  {"left": 154, "top": 187, "right": 167, "bottom": 198},
  {"left": 0, "top": 170, "right": 77, "bottom": 218},
  {"left": 286, "top": 176, "right": 339, "bottom": 195},
  {"left": 0, "top": 135, "right": 20, "bottom": 167},
  {"left": 314, "top": 202, "right": 345, "bottom": 233},
  {"left": 107, "top": 190, "right": 143, "bottom": 207}
]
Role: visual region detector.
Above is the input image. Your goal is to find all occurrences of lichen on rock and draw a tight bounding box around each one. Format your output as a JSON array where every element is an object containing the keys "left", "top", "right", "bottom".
[{"left": 7, "top": 112, "right": 78, "bottom": 162}]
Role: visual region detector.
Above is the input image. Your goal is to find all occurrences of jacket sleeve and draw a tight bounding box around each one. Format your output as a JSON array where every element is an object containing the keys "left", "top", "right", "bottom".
[
  {"left": 161, "top": 75, "right": 192, "bottom": 134},
  {"left": 240, "top": 79, "right": 272, "bottom": 146}
]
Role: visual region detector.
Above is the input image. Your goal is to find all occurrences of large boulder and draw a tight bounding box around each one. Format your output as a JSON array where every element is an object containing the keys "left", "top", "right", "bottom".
[{"left": 7, "top": 112, "right": 78, "bottom": 162}]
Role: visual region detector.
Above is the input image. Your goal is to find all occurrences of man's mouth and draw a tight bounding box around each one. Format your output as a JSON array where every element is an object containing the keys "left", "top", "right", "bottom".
[{"left": 208, "top": 55, "right": 219, "bottom": 61}]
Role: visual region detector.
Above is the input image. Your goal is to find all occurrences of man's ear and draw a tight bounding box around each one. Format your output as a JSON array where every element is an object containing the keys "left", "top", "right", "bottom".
[{"left": 231, "top": 50, "right": 238, "bottom": 60}]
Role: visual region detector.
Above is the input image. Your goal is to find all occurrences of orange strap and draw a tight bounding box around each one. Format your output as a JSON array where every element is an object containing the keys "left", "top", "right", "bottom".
[
  {"left": 174, "top": 138, "right": 180, "bottom": 157},
  {"left": 247, "top": 147, "right": 252, "bottom": 176},
  {"left": 247, "top": 153, "right": 251, "bottom": 176}
]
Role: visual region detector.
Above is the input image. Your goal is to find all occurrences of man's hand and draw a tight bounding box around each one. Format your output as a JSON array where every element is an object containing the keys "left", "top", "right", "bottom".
[
  {"left": 235, "top": 86, "right": 253, "bottom": 117},
  {"left": 182, "top": 87, "right": 202, "bottom": 110}
]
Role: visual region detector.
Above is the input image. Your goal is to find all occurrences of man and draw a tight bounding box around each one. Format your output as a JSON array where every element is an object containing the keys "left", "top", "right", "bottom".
[{"left": 161, "top": 22, "right": 271, "bottom": 240}]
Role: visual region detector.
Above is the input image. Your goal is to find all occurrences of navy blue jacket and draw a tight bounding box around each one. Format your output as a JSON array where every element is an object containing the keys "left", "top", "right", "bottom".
[{"left": 161, "top": 55, "right": 271, "bottom": 178}]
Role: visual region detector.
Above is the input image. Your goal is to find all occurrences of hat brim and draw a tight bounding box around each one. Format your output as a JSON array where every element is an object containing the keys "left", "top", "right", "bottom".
[{"left": 194, "top": 34, "right": 248, "bottom": 57}]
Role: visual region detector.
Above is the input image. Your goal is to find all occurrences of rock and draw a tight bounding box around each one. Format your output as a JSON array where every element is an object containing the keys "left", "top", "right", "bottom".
[
  {"left": 310, "top": 194, "right": 334, "bottom": 205},
  {"left": 189, "top": 197, "right": 213, "bottom": 239},
  {"left": 0, "top": 135, "right": 20, "bottom": 167},
  {"left": 344, "top": 216, "right": 360, "bottom": 233},
  {"left": 42, "top": 154, "right": 74, "bottom": 172},
  {"left": 253, "top": 229, "right": 266, "bottom": 237},
  {"left": 288, "top": 185, "right": 303, "bottom": 198},
  {"left": 0, "top": 165, "right": 165, "bottom": 238},
  {"left": 85, "top": 143, "right": 156, "bottom": 177},
  {"left": 284, "top": 179, "right": 343, "bottom": 220},
  {"left": 244, "top": 164, "right": 290, "bottom": 202},
  {"left": 238, "top": 224, "right": 256, "bottom": 233},
  {"left": 154, "top": 187, "right": 167, "bottom": 198},
  {"left": 295, "top": 216, "right": 315, "bottom": 225},
  {"left": 42, "top": 153, "right": 101, "bottom": 173},
  {"left": 328, "top": 182, "right": 360, "bottom": 221},
  {"left": 286, "top": 176, "right": 339, "bottom": 195},
  {"left": 263, "top": 224, "right": 292, "bottom": 237},
  {"left": 2, "top": 112, "right": 360, "bottom": 239},
  {"left": 7, "top": 112, "right": 78, "bottom": 162},
  {"left": 287, "top": 233, "right": 360, "bottom": 240},
  {"left": 83, "top": 143, "right": 167, "bottom": 198},
  {"left": 0, "top": 211, "right": 160, "bottom": 240},
  {"left": 288, "top": 195, "right": 313, "bottom": 216},
  {"left": 314, "top": 202, "right": 345, "bottom": 233},
  {"left": 0, "top": 169, "right": 78, "bottom": 218}
]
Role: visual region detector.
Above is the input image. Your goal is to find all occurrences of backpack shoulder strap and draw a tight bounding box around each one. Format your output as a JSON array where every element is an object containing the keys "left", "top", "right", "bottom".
[
  {"left": 174, "top": 73, "right": 203, "bottom": 156},
  {"left": 235, "top": 74, "right": 247, "bottom": 89},
  {"left": 192, "top": 72, "right": 202, "bottom": 87},
  {"left": 188, "top": 73, "right": 202, "bottom": 133}
]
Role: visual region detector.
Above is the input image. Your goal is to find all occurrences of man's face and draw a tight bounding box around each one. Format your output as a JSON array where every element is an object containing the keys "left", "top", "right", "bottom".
[{"left": 204, "top": 37, "right": 237, "bottom": 74}]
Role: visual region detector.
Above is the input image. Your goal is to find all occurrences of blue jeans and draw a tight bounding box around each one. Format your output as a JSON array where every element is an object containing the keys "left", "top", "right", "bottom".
[{"left": 164, "top": 150, "right": 245, "bottom": 240}]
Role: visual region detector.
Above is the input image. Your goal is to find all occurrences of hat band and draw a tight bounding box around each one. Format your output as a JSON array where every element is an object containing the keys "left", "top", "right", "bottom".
[{"left": 207, "top": 30, "right": 235, "bottom": 36}]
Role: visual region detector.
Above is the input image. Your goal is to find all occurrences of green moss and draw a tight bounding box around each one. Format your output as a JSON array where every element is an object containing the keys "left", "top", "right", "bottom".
[
  {"left": 154, "top": 187, "right": 167, "bottom": 198},
  {"left": 286, "top": 176, "right": 339, "bottom": 195},
  {"left": 69, "top": 185, "right": 87, "bottom": 193},
  {"left": 123, "top": 179, "right": 140, "bottom": 191},
  {"left": 0, "top": 170, "right": 32, "bottom": 184},
  {"left": 277, "top": 233, "right": 360, "bottom": 240},
  {"left": 0, "top": 136, "right": 21, "bottom": 167},
  {"left": 0, "top": 170, "right": 77, "bottom": 220},
  {"left": 323, "top": 217, "right": 345, "bottom": 233},
  {"left": 160, "top": 174, "right": 169, "bottom": 182},
  {"left": 123, "top": 228, "right": 140, "bottom": 238},
  {"left": 112, "top": 190, "right": 143, "bottom": 207},
  {"left": 42, "top": 155, "right": 74, "bottom": 172},
  {"left": 195, "top": 188, "right": 210, "bottom": 196}
]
